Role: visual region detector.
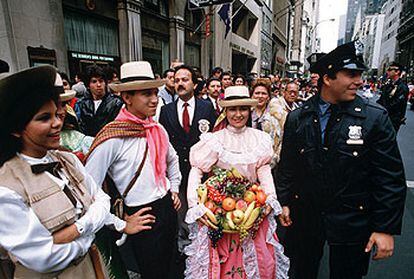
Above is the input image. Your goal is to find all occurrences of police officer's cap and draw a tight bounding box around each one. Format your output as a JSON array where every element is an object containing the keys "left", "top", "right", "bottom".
[
  {"left": 306, "top": 52, "right": 326, "bottom": 69},
  {"left": 309, "top": 40, "right": 367, "bottom": 75}
]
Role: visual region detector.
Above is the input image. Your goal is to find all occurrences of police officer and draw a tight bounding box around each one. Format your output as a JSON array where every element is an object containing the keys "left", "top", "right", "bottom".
[
  {"left": 277, "top": 41, "right": 407, "bottom": 279},
  {"left": 377, "top": 62, "right": 409, "bottom": 132}
]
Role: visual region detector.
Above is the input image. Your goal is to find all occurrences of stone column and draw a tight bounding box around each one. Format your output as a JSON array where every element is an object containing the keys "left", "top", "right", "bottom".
[
  {"left": 168, "top": 0, "right": 186, "bottom": 63},
  {"left": 169, "top": 16, "right": 185, "bottom": 62},
  {"left": 118, "top": 0, "right": 143, "bottom": 62}
]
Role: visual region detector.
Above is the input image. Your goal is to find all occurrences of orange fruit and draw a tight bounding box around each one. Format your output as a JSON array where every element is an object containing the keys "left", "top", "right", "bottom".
[{"left": 222, "top": 197, "right": 236, "bottom": 211}]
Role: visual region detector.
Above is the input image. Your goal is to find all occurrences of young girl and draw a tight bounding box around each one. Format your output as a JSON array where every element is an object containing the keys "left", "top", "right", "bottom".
[{"left": 0, "top": 66, "right": 110, "bottom": 278}]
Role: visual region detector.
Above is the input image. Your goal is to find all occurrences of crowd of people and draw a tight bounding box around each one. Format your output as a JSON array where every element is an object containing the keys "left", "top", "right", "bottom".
[{"left": 0, "top": 40, "right": 409, "bottom": 279}]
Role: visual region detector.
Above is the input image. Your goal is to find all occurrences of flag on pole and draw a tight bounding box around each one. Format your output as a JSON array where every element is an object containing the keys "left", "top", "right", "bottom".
[{"left": 218, "top": 3, "right": 231, "bottom": 38}]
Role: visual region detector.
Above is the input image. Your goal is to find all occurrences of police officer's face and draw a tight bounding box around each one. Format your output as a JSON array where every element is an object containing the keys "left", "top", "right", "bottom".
[
  {"left": 226, "top": 106, "right": 250, "bottom": 128},
  {"left": 387, "top": 67, "right": 400, "bottom": 79},
  {"left": 326, "top": 69, "right": 363, "bottom": 103}
]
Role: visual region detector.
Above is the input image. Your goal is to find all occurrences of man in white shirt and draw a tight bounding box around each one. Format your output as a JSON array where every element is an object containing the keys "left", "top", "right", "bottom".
[
  {"left": 205, "top": 77, "right": 223, "bottom": 116},
  {"left": 86, "top": 61, "right": 182, "bottom": 278},
  {"left": 159, "top": 65, "right": 216, "bottom": 276}
]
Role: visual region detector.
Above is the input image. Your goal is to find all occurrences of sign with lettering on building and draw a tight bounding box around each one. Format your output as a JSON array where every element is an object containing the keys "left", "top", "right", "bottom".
[{"left": 189, "top": 0, "right": 233, "bottom": 9}]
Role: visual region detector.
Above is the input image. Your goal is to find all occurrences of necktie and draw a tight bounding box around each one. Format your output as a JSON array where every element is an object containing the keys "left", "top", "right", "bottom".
[
  {"left": 324, "top": 105, "right": 339, "bottom": 147},
  {"left": 31, "top": 162, "right": 77, "bottom": 207},
  {"left": 182, "top": 102, "right": 190, "bottom": 133},
  {"left": 215, "top": 98, "right": 221, "bottom": 115}
]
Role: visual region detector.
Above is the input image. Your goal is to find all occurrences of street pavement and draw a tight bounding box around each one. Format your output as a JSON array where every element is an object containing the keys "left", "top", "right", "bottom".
[{"left": 319, "top": 102, "right": 414, "bottom": 278}]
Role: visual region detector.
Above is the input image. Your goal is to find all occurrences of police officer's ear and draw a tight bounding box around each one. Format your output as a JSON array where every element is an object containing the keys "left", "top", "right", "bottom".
[{"left": 322, "top": 74, "right": 331, "bottom": 87}]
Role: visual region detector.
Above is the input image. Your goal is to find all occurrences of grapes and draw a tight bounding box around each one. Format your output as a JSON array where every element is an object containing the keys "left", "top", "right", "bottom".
[
  {"left": 250, "top": 210, "right": 265, "bottom": 239},
  {"left": 207, "top": 227, "right": 224, "bottom": 248}
]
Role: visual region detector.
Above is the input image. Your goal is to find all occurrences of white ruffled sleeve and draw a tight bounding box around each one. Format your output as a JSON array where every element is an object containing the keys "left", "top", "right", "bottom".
[
  {"left": 255, "top": 132, "right": 282, "bottom": 214},
  {"left": 186, "top": 133, "right": 219, "bottom": 223}
]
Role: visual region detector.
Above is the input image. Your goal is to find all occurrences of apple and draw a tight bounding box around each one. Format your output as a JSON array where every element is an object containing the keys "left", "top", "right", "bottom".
[
  {"left": 235, "top": 199, "right": 247, "bottom": 211},
  {"left": 243, "top": 191, "right": 256, "bottom": 203},
  {"left": 205, "top": 200, "right": 216, "bottom": 212},
  {"left": 232, "top": 209, "right": 245, "bottom": 224}
]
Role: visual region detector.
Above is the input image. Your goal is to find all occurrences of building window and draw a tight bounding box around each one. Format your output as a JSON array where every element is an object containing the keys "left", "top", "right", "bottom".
[
  {"left": 143, "top": 0, "right": 168, "bottom": 17},
  {"left": 63, "top": 10, "right": 119, "bottom": 56}
]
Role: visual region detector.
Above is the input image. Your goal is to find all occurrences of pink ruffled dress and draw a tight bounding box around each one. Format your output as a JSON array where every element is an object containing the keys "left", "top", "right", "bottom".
[{"left": 184, "top": 125, "right": 289, "bottom": 279}]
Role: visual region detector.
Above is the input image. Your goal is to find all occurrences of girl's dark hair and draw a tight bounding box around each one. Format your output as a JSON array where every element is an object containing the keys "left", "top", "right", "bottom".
[
  {"left": 0, "top": 66, "right": 59, "bottom": 166},
  {"left": 233, "top": 74, "right": 246, "bottom": 85}
]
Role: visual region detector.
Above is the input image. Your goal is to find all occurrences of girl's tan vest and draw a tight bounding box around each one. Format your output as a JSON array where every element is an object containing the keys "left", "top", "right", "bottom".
[{"left": 0, "top": 151, "right": 101, "bottom": 278}]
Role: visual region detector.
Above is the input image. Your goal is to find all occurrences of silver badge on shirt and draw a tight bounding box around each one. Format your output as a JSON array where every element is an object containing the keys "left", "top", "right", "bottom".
[
  {"left": 198, "top": 119, "right": 210, "bottom": 134},
  {"left": 346, "top": 125, "right": 363, "bottom": 145}
]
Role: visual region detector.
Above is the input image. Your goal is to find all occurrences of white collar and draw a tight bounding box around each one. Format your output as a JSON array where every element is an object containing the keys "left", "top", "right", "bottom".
[
  {"left": 177, "top": 95, "right": 195, "bottom": 108},
  {"left": 17, "top": 152, "right": 53, "bottom": 165}
]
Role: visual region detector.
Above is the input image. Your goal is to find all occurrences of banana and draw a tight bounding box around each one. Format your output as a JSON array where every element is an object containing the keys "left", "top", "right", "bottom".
[
  {"left": 206, "top": 219, "right": 218, "bottom": 230},
  {"left": 231, "top": 168, "right": 244, "bottom": 179},
  {"left": 205, "top": 208, "right": 218, "bottom": 224},
  {"left": 197, "top": 186, "right": 208, "bottom": 204},
  {"left": 225, "top": 212, "right": 236, "bottom": 230},
  {"left": 242, "top": 201, "right": 256, "bottom": 224},
  {"left": 223, "top": 229, "right": 239, "bottom": 234},
  {"left": 243, "top": 208, "right": 261, "bottom": 228}
]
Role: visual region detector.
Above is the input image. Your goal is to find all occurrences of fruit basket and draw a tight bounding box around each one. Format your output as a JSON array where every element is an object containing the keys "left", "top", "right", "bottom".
[{"left": 197, "top": 167, "right": 268, "bottom": 246}]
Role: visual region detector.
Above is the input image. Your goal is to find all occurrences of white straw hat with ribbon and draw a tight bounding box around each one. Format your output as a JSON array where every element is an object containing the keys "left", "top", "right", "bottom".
[
  {"left": 108, "top": 61, "right": 165, "bottom": 92},
  {"left": 218, "top": 86, "right": 258, "bottom": 108}
]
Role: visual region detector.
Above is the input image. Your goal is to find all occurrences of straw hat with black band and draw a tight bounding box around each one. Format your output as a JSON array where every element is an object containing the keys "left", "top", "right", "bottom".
[
  {"left": 108, "top": 61, "right": 165, "bottom": 92},
  {"left": 218, "top": 86, "right": 258, "bottom": 108}
]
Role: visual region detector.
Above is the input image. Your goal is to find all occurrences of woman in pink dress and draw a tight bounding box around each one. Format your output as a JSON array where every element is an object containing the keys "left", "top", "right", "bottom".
[{"left": 184, "top": 86, "right": 289, "bottom": 279}]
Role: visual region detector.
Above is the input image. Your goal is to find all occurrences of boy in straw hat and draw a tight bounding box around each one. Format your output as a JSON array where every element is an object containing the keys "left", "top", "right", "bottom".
[{"left": 85, "top": 61, "right": 182, "bottom": 278}]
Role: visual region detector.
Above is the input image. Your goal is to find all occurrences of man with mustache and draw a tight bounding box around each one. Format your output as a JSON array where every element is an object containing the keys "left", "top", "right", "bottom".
[
  {"left": 205, "top": 77, "right": 223, "bottom": 116},
  {"left": 159, "top": 65, "right": 216, "bottom": 276},
  {"left": 277, "top": 41, "right": 406, "bottom": 279}
]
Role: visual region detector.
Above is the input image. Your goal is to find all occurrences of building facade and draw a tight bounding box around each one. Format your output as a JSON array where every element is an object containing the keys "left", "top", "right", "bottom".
[
  {"left": 361, "top": 14, "right": 385, "bottom": 76},
  {"left": 397, "top": 0, "right": 414, "bottom": 80},
  {"left": 0, "top": 0, "right": 295, "bottom": 78},
  {"left": 345, "top": 0, "right": 367, "bottom": 42},
  {"left": 378, "top": 0, "right": 402, "bottom": 76}
]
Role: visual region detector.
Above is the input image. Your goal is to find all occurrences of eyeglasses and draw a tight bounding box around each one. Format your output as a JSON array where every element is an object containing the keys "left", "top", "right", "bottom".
[{"left": 387, "top": 67, "right": 399, "bottom": 71}]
